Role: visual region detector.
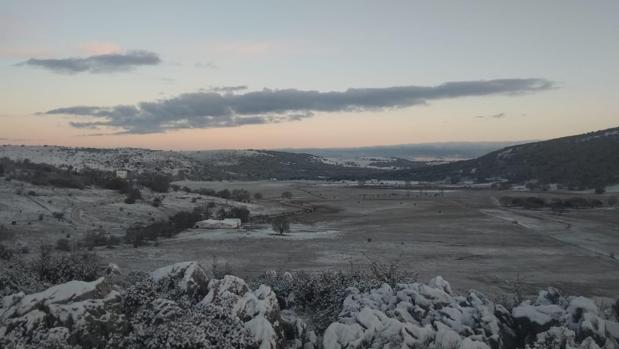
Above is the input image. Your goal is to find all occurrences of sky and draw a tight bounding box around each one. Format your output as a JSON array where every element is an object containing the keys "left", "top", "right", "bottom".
[{"left": 1, "top": 0, "right": 618, "bottom": 150}]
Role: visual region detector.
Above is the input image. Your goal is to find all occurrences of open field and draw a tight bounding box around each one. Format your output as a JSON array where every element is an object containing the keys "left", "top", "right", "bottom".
[
  {"left": 111, "top": 181, "right": 619, "bottom": 298},
  {"left": 2, "top": 179, "right": 618, "bottom": 298}
]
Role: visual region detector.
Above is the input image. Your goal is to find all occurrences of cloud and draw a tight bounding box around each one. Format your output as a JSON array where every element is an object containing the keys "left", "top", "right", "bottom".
[
  {"left": 475, "top": 112, "right": 506, "bottom": 119},
  {"left": 44, "top": 78, "right": 554, "bottom": 134},
  {"left": 20, "top": 50, "right": 161, "bottom": 74},
  {"left": 209, "top": 85, "right": 248, "bottom": 93}
]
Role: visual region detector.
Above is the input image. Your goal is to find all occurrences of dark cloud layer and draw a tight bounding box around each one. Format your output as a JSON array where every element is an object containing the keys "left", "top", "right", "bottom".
[
  {"left": 209, "top": 85, "right": 248, "bottom": 93},
  {"left": 44, "top": 78, "right": 554, "bottom": 134},
  {"left": 21, "top": 50, "right": 160, "bottom": 74}
]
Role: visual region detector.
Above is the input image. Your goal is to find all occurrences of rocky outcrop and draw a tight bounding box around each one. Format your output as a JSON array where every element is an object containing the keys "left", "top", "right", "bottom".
[
  {"left": 150, "top": 261, "right": 210, "bottom": 300},
  {"left": 0, "top": 277, "right": 124, "bottom": 348},
  {"left": 323, "top": 277, "right": 619, "bottom": 349},
  {"left": 202, "top": 276, "right": 287, "bottom": 348},
  {"left": 323, "top": 277, "right": 501, "bottom": 349},
  {"left": 512, "top": 287, "right": 619, "bottom": 349},
  {"left": 1, "top": 263, "right": 618, "bottom": 349}
]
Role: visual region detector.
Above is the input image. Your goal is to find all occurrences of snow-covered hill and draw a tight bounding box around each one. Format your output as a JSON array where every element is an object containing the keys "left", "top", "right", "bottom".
[
  {"left": 0, "top": 145, "right": 199, "bottom": 175},
  {"left": 0, "top": 145, "right": 419, "bottom": 180}
]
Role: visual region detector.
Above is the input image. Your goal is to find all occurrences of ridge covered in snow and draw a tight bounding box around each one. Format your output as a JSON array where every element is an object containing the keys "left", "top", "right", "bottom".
[{"left": 0, "top": 145, "right": 199, "bottom": 175}]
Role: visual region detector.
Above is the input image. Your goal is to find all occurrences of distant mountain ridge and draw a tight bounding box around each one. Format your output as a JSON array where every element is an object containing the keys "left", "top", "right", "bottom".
[
  {"left": 3, "top": 127, "right": 616, "bottom": 186},
  {"left": 184, "top": 149, "right": 394, "bottom": 180},
  {"left": 0, "top": 146, "right": 397, "bottom": 180},
  {"left": 282, "top": 141, "right": 528, "bottom": 161},
  {"left": 387, "top": 127, "right": 619, "bottom": 189}
]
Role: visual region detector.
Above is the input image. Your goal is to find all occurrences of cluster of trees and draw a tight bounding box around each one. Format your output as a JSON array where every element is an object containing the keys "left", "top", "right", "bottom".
[
  {"left": 499, "top": 195, "right": 616, "bottom": 210},
  {"left": 216, "top": 206, "right": 251, "bottom": 223},
  {"left": 0, "top": 158, "right": 173, "bottom": 201},
  {"left": 125, "top": 208, "right": 205, "bottom": 247},
  {"left": 108, "top": 172, "right": 171, "bottom": 204},
  {"left": 82, "top": 230, "right": 122, "bottom": 249},
  {"left": 137, "top": 172, "right": 171, "bottom": 193},
  {"left": 1, "top": 243, "right": 101, "bottom": 289},
  {"left": 124, "top": 205, "right": 250, "bottom": 248},
  {"left": 1, "top": 158, "right": 106, "bottom": 189},
  {"left": 177, "top": 186, "right": 262, "bottom": 202}
]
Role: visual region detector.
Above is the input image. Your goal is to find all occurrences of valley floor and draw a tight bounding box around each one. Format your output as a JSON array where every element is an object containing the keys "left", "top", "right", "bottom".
[
  {"left": 113, "top": 181, "right": 619, "bottom": 298},
  {"left": 2, "top": 179, "right": 618, "bottom": 298}
]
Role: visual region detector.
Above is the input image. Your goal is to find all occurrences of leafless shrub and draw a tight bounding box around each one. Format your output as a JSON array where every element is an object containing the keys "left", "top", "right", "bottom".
[{"left": 253, "top": 258, "right": 415, "bottom": 332}]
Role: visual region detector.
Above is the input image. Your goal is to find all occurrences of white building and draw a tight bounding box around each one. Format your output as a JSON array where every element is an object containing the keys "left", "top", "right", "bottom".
[
  {"left": 115, "top": 170, "right": 128, "bottom": 179},
  {"left": 193, "top": 218, "right": 242, "bottom": 229}
]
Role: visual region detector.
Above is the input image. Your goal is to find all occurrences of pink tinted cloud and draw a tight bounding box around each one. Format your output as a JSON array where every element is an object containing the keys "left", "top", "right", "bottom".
[{"left": 79, "top": 42, "right": 122, "bottom": 55}]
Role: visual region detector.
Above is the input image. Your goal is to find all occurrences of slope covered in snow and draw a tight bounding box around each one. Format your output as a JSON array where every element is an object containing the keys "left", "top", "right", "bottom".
[
  {"left": 386, "top": 126, "right": 619, "bottom": 189},
  {"left": 0, "top": 145, "right": 199, "bottom": 175}
]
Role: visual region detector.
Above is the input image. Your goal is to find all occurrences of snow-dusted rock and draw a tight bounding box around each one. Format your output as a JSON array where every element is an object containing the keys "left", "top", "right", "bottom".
[
  {"left": 150, "top": 261, "right": 209, "bottom": 299},
  {"left": 459, "top": 337, "right": 491, "bottom": 349},
  {"left": 530, "top": 326, "right": 576, "bottom": 349},
  {"left": 233, "top": 284, "right": 285, "bottom": 347},
  {"left": 0, "top": 277, "right": 110, "bottom": 321},
  {"left": 201, "top": 274, "right": 250, "bottom": 309},
  {"left": 246, "top": 314, "right": 278, "bottom": 349},
  {"left": 566, "top": 297, "right": 607, "bottom": 345},
  {"left": 0, "top": 277, "right": 124, "bottom": 348},
  {"left": 202, "top": 276, "right": 286, "bottom": 348},
  {"left": 606, "top": 320, "right": 619, "bottom": 341},
  {"left": 46, "top": 290, "right": 121, "bottom": 326},
  {"left": 512, "top": 303, "right": 565, "bottom": 332},
  {"left": 340, "top": 283, "right": 397, "bottom": 317},
  {"left": 234, "top": 284, "right": 281, "bottom": 322},
  {"left": 535, "top": 287, "right": 566, "bottom": 307},
  {"left": 430, "top": 275, "right": 453, "bottom": 295},
  {"left": 105, "top": 262, "right": 121, "bottom": 276},
  {"left": 578, "top": 336, "right": 603, "bottom": 349},
  {"left": 509, "top": 288, "right": 619, "bottom": 349},
  {"left": 435, "top": 322, "right": 463, "bottom": 349},
  {"left": 323, "top": 321, "right": 365, "bottom": 349},
  {"left": 2, "top": 263, "right": 618, "bottom": 349}
]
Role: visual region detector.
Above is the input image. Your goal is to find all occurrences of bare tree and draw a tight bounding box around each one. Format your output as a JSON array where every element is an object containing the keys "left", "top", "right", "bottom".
[{"left": 271, "top": 216, "right": 290, "bottom": 235}]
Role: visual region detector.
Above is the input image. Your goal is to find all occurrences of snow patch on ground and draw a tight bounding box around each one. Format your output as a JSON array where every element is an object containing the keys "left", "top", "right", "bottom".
[{"left": 174, "top": 223, "right": 340, "bottom": 241}]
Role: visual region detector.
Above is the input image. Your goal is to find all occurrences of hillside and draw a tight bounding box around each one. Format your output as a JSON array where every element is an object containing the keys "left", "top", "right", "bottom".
[
  {"left": 387, "top": 127, "right": 619, "bottom": 189},
  {"left": 185, "top": 149, "right": 391, "bottom": 180},
  {"left": 283, "top": 141, "right": 525, "bottom": 161},
  {"left": 0, "top": 145, "right": 200, "bottom": 176},
  {"left": 0, "top": 146, "right": 397, "bottom": 180}
]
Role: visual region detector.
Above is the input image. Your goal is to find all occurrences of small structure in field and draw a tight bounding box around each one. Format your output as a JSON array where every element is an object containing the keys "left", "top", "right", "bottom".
[
  {"left": 193, "top": 218, "right": 241, "bottom": 229},
  {"left": 115, "top": 170, "right": 128, "bottom": 179}
]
